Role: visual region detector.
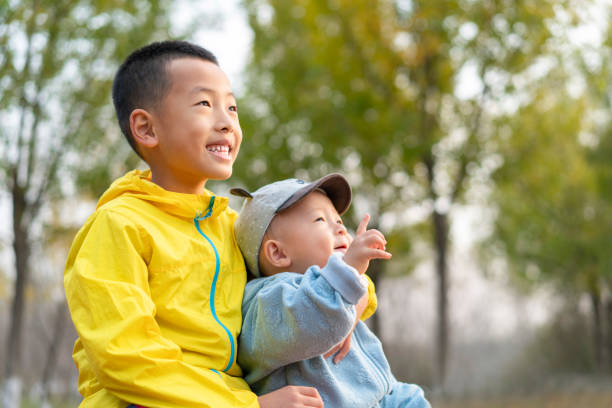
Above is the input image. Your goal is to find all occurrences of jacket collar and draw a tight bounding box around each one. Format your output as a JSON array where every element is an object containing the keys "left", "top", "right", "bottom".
[{"left": 97, "top": 169, "right": 229, "bottom": 219}]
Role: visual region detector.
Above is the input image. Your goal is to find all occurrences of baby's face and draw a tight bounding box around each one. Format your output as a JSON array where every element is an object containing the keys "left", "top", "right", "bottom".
[{"left": 268, "top": 190, "right": 351, "bottom": 274}]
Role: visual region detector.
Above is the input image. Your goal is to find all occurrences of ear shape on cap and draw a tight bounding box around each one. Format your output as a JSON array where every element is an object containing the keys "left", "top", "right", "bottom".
[
  {"left": 260, "top": 239, "right": 291, "bottom": 271},
  {"left": 229, "top": 188, "right": 253, "bottom": 198}
]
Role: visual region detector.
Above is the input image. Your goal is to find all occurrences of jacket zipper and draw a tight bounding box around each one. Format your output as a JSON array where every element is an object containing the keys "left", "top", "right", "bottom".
[
  {"left": 353, "top": 325, "right": 390, "bottom": 394},
  {"left": 194, "top": 196, "right": 236, "bottom": 373}
]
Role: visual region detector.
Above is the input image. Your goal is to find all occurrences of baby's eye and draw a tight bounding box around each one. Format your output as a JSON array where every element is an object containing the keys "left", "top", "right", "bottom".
[
  {"left": 314, "top": 217, "right": 325, "bottom": 222},
  {"left": 229, "top": 105, "right": 238, "bottom": 112},
  {"left": 336, "top": 219, "right": 343, "bottom": 225},
  {"left": 198, "top": 100, "right": 211, "bottom": 107}
]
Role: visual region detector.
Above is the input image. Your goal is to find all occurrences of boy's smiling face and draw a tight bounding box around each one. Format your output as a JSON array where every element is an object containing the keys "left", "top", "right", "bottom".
[{"left": 141, "top": 57, "right": 242, "bottom": 193}]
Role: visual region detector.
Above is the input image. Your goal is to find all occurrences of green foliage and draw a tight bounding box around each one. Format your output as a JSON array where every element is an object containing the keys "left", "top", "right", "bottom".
[
  {"left": 237, "top": 1, "right": 601, "bottom": 383},
  {"left": 484, "top": 4, "right": 612, "bottom": 294},
  {"left": 488, "top": 87, "right": 599, "bottom": 289},
  {"left": 236, "top": 0, "right": 573, "bottom": 233},
  {"left": 235, "top": 3, "right": 592, "bottom": 385},
  {"left": 235, "top": 1, "right": 594, "bottom": 384},
  {"left": 471, "top": 2, "right": 612, "bottom": 376},
  {"left": 0, "top": 0, "right": 174, "bottom": 204}
]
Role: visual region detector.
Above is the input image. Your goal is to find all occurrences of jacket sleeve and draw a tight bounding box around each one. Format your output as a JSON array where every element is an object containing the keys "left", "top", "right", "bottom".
[
  {"left": 361, "top": 274, "right": 378, "bottom": 321},
  {"left": 64, "top": 210, "right": 259, "bottom": 408},
  {"left": 238, "top": 253, "right": 368, "bottom": 383}
]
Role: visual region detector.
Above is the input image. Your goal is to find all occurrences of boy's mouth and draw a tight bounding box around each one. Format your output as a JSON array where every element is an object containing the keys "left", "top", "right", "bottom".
[{"left": 206, "top": 143, "right": 232, "bottom": 161}]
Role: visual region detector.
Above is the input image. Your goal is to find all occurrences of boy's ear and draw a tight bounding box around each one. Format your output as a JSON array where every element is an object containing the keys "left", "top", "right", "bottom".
[
  {"left": 130, "top": 108, "right": 158, "bottom": 149},
  {"left": 261, "top": 239, "right": 291, "bottom": 270}
]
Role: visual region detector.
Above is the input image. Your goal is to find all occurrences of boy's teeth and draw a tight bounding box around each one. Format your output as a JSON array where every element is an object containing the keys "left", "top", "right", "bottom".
[
  {"left": 208, "top": 145, "right": 230, "bottom": 152},
  {"left": 207, "top": 144, "right": 231, "bottom": 159}
]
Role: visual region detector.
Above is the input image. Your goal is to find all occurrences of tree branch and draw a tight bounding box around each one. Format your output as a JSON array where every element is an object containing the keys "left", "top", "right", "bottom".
[{"left": 14, "top": 6, "right": 37, "bottom": 190}]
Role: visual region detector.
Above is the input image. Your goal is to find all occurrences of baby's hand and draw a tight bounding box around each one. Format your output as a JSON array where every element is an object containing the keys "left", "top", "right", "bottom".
[
  {"left": 257, "top": 385, "right": 324, "bottom": 408},
  {"left": 343, "top": 214, "right": 391, "bottom": 275}
]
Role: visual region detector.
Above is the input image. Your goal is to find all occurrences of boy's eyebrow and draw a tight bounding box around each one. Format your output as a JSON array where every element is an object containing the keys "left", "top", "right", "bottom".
[{"left": 190, "top": 86, "right": 235, "bottom": 98}]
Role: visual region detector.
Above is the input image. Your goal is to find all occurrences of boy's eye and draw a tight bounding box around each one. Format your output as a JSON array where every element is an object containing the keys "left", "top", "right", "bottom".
[
  {"left": 198, "top": 100, "right": 211, "bottom": 107},
  {"left": 229, "top": 105, "right": 238, "bottom": 112},
  {"left": 336, "top": 219, "right": 343, "bottom": 225},
  {"left": 314, "top": 217, "right": 325, "bottom": 222}
]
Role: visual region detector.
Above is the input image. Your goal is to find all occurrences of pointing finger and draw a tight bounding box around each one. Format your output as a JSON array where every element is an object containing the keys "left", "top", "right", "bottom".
[{"left": 356, "top": 213, "right": 370, "bottom": 236}]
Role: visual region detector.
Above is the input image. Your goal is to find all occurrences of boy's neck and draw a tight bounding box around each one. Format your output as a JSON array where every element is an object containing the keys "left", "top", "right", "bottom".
[{"left": 150, "top": 169, "right": 208, "bottom": 195}]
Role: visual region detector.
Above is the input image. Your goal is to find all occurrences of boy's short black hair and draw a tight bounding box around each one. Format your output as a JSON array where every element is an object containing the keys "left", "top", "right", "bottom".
[{"left": 112, "top": 40, "right": 219, "bottom": 158}]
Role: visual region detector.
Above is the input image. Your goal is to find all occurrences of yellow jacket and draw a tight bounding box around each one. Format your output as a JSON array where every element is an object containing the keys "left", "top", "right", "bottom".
[{"left": 64, "top": 170, "right": 258, "bottom": 407}]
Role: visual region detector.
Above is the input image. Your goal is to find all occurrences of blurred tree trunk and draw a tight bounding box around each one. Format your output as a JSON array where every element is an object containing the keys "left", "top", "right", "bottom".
[
  {"left": 432, "top": 209, "right": 449, "bottom": 387},
  {"left": 39, "top": 302, "right": 68, "bottom": 408},
  {"left": 590, "top": 288, "right": 603, "bottom": 370},
  {"left": 5, "top": 172, "right": 32, "bottom": 381},
  {"left": 423, "top": 151, "right": 451, "bottom": 387},
  {"left": 4, "top": 0, "right": 38, "bottom": 384},
  {"left": 590, "top": 281, "right": 611, "bottom": 371},
  {"left": 604, "top": 295, "right": 612, "bottom": 370}
]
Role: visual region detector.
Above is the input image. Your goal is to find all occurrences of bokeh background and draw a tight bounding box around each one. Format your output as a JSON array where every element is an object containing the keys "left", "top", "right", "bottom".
[{"left": 2, "top": 0, "right": 612, "bottom": 406}]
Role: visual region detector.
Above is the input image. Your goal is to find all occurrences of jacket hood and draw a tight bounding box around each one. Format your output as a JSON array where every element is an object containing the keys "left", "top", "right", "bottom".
[{"left": 97, "top": 169, "right": 229, "bottom": 219}]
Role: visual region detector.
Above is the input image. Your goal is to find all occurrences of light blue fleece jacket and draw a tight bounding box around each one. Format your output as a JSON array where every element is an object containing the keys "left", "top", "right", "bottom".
[{"left": 238, "top": 253, "right": 397, "bottom": 408}]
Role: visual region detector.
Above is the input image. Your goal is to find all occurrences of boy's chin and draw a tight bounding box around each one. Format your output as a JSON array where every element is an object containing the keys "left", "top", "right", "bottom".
[{"left": 208, "top": 168, "right": 233, "bottom": 181}]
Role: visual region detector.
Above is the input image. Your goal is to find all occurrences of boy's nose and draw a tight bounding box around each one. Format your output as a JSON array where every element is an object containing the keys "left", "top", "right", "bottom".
[
  {"left": 336, "top": 224, "right": 347, "bottom": 235},
  {"left": 215, "top": 112, "right": 234, "bottom": 133},
  {"left": 216, "top": 121, "right": 233, "bottom": 133}
]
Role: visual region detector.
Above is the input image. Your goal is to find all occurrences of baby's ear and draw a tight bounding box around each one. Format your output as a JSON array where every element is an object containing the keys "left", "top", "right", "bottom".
[
  {"left": 261, "top": 239, "right": 291, "bottom": 270},
  {"left": 130, "top": 108, "right": 158, "bottom": 149}
]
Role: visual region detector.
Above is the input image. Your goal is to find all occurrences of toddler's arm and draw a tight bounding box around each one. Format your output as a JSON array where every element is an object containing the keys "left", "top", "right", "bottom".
[
  {"left": 239, "top": 253, "right": 367, "bottom": 383},
  {"left": 342, "top": 215, "right": 382, "bottom": 321},
  {"left": 323, "top": 214, "right": 389, "bottom": 362},
  {"left": 323, "top": 289, "right": 369, "bottom": 363}
]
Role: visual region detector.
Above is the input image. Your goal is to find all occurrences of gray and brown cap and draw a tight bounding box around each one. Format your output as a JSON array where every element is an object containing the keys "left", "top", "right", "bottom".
[{"left": 231, "top": 173, "right": 352, "bottom": 277}]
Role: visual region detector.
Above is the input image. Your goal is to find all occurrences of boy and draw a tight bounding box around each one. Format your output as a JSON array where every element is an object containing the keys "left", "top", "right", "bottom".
[
  {"left": 64, "top": 41, "right": 324, "bottom": 408},
  {"left": 232, "top": 174, "right": 431, "bottom": 408}
]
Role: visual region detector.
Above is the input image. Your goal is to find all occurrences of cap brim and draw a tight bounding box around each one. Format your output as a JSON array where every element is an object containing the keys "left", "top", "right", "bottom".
[
  {"left": 278, "top": 173, "right": 352, "bottom": 215},
  {"left": 229, "top": 187, "right": 253, "bottom": 198}
]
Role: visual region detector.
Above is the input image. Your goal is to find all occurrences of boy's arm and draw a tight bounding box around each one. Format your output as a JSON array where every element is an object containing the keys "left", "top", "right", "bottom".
[
  {"left": 64, "top": 210, "right": 258, "bottom": 408},
  {"left": 361, "top": 274, "right": 378, "bottom": 321},
  {"left": 238, "top": 253, "right": 367, "bottom": 382}
]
